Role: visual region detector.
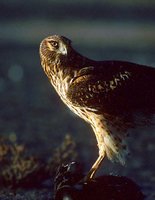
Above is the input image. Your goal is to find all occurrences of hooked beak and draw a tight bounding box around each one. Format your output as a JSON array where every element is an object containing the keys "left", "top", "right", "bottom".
[{"left": 59, "top": 42, "right": 67, "bottom": 55}]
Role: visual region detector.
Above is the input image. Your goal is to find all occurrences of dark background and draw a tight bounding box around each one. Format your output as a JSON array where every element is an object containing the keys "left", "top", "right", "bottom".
[{"left": 0, "top": 0, "right": 155, "bottom": 198}]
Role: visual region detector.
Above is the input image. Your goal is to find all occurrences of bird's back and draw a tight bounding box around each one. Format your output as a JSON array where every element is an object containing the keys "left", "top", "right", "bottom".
[{"left": 67, "top": 60, "right": 155, "bottom": 122}]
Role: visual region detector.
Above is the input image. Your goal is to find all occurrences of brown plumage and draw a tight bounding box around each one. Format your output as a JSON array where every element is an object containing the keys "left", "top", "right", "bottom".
[{"left": 39, "top": 35, "right": 155, "bottom": 179}]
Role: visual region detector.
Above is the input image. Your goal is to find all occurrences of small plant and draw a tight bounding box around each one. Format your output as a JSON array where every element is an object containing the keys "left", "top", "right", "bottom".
[{"left": 0, "top": 135, "right": 77, "bottom": 188}]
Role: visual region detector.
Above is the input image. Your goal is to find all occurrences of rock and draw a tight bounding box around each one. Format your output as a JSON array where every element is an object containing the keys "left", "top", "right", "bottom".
[{"left": 54, "top": 162, "right": 146, "bottom": 200}]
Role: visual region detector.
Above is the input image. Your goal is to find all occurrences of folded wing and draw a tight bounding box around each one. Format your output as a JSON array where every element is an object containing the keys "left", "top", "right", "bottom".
[{"left": 67, "top": 61, "right": 155, "bottom": 116}]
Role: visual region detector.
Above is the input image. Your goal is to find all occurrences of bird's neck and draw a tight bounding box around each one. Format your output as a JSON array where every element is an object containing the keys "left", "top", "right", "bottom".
[
  {"left": 68, "top": 48, "right": 94, "bottom": 68},
  {"left": 41, "top": 48, "right": 94, "bottom": 96}
]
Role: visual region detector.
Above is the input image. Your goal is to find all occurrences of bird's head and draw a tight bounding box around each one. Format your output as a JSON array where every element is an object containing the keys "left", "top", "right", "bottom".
[{"left": 40, "top": 35, "right": 72, "bottom": 64}]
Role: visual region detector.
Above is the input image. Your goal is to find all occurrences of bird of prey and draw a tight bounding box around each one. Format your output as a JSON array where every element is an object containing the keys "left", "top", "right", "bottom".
[{"left": 39, "top": 35, "right": 155, "bottom": 180}]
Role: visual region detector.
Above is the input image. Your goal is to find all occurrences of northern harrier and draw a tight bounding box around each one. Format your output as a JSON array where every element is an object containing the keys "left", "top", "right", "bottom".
[{"left": 39, "top": 35, "right": 155, "bottom": 180}]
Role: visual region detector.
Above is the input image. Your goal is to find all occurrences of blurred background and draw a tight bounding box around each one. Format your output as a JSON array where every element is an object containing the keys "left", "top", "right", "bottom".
[{"left": 0, "top": 0, "right": 155, "bottom": 194}]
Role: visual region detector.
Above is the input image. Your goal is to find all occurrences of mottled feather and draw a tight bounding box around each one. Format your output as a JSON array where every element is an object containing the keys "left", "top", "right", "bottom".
[{"left": 40, "top": 35, "right": 155, "bottom": 165}]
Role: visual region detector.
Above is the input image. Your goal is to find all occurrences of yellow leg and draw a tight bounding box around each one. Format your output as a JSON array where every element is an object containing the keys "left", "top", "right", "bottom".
[{"left": 82, "top": 152, "right": 105, "bottom": 182}]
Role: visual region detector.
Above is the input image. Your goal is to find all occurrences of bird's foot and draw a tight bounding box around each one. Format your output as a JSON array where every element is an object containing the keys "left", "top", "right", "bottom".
[
  {"left": 80, "top": 170, "right": 96, "bottom": 183},
  {"left": 80, "top": 154, "right": 105, "bottom": 183}
]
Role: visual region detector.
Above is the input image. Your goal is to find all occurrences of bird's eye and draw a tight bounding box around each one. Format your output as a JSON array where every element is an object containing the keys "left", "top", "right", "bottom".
[{"left": 50, "top": 41, "right": 59, "bottom": 48}]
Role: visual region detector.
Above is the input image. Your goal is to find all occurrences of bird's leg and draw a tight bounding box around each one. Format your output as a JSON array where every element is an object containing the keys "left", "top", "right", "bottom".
[
  {"left": 82, "top": 152, "right": 105, "bottom": 182},
  {"left": 88, "top": 153, "right": 105, "bottom": 179},
  {"left": 81, "top": 125, "right": 106, "bottom": 182}
]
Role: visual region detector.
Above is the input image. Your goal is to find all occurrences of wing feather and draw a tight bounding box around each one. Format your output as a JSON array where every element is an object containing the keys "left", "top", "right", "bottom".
[{"left": 67, "top": 61, "right": 155, "bottom": 115}]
